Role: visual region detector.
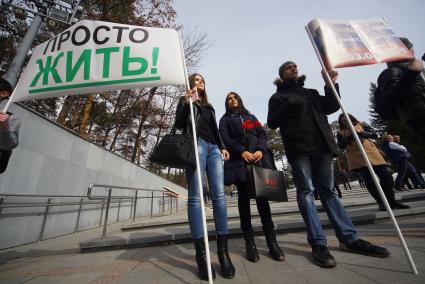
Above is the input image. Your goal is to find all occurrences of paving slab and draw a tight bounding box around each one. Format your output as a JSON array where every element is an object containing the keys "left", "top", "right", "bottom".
[
  {"left": 1, "top": 214, "right": 425, "bottom": 283},
  {"left": 1, "top": 187, "right": 425, "bottom": 284}
]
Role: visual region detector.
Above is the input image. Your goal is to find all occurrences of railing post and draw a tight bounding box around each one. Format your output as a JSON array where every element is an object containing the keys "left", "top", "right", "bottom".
[
  {"left": 169, "top": 195, "right": 172, "bottom": 215},
  {"left": 162, "top": 192, "right": 165, "bottom": 215},
  {"left": 116, "top": 198, "right": 121, "bottom": 222},
  {"left": 132, "top": 190, "right": 138, "bottom": 222},
  {"left": 150, "top": 191, "right": 154, "bottom": 217},
  {"left": 74, "top": 198, "right": 84, "bottom": 233},
  {"left": 99, "top": 200, "right": 105, "bottom": 227},
  {"left": 39, "top": 198, "right": 52, "bottom": 241},
  {"left": 0, "top": 197, "right": 4, "bottom": 215},
  {"left": 101, "top": 188, "right": 112, "bottom": 238},
  {"left": 129, "top": 199, "right": 134, "bottom": 219}
]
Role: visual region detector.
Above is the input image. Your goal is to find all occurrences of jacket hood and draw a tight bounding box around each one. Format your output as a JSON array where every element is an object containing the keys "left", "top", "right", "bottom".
[{"left": 273, "top": 75, "right": 306, "bottom": 89}]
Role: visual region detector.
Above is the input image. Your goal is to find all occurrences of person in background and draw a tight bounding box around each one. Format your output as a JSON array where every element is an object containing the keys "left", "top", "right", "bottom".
[
  {"left": 337, "top": 113, "right": 409, "bottom": 211},
  {"left": 267, "top": 61, "right": 389, "bottom": 268},
  {"left": 175, "top": 74, "right": 235, "bottom": 280},
  {"left": 219, "top": 91, "right": 285, "bottom": 263},
  {"left": 393, "top": 134, "right": 425, "bottom": 188},
  {"left": 339, "top": 169, "right": 352, "bottom": 191},
  {"left": 381, "top": 134, "right": 425, "bottom": 192},
  {"left": 355, "top": 173, "right": 366, "bottom": 189},
  {"left": 333, "top": 169, "right": 343, "bottom": 198},
  {"left": 0, "top": 78, "right": 20, "bottom": 174}
]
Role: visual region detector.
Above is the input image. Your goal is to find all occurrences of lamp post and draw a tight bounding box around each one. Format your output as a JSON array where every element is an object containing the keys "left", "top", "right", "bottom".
[{"left": 1, "top": 0, "right": 83, "bottom": 88}]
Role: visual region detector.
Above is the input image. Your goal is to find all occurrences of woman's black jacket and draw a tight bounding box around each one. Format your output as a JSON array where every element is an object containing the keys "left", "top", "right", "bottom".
[
  {"left": 175, "top": 96, "right": 225, "bottom": 150},
  {"left": 219, "top": 113, "right": 275, "bottom": 186}
]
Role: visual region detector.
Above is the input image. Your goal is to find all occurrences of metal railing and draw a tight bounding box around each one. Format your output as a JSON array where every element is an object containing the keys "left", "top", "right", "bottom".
[
  {"left": 0, "top": 185, "right": 182, "bottom": 241},
  {"left": 0, "top": 193, "right": 135, "bottom": 241},
  {"left": 87, "top": 184, "right": 181, "bottom": 238}
]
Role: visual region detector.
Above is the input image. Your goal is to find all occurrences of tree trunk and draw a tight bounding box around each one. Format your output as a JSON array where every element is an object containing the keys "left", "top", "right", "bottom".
[
  {"left": 71, "top": 97, "right": 85, "bottom": 129},
  {"left": 109, "top": 125, "right": 123, "bottom": 152},
  {"left": 131, "top": 87, "right": 157, "bottom": 162},
  {"left": 102, "top": 92, "right": 124, "bottom": 147},
  {"left": 56, "top": 96, "right": 76, "bottom": 125},
  {"left": 79, "top": 94, "right": 95, "bottom": 136}
]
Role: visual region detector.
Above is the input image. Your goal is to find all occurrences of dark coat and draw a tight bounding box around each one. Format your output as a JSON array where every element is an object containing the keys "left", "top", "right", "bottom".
[
  {"left": 0, "top": 149, "right": 12, "bottom": 173},
  {"left": 267, "top": 77, "right": 340, "bottom": 160},
  {"left": 378, "top": 62, "right": 425, "bottom": 123},
  {"left": 175, "top": 96, "right": 225, "bottom": 150},
  {"left": 219, "top": 113, "right": 275, "bottom": 186},
  {"left": 0, "top": 100, "right": 20, "bottom": 151}
]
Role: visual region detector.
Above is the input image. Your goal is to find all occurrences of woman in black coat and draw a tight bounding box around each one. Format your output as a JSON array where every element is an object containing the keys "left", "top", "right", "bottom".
[{"left": 219, "top": 92, "right": 284, "bottom": 262}]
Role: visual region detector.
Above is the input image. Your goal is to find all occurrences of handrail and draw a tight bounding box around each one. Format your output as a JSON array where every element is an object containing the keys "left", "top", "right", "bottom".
[
  {"left": 0, "top": 193, "right": 96, "bottom": 198},
  {"left": 0, "top": 186, "right": 182, "bottom": 241},
  {"left": 163, "top": 186, "right": 187, "bottom": 199},
  {"left": 87, "top": 183, "right": 180, "bottom": 238},
  {"left": 87, "top": 184, "right": 165, "bottom": 199},
  {"left": 0, "top": 200, "right": 130, "bottom": 208},
  {"left": 0, "top": 194, "right": 134, "bottom": 241}
]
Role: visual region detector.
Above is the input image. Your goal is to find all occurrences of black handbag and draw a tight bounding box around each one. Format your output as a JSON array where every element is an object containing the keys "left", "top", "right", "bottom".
[
  {"left": 246, "top": 162, "right": 288, "bottom": 202},
  {"left": 0, "top": 149, "right": 12, "bottom": 174},
  {"left": 149, "top": 126, "right": 196, "bottom": 169}
]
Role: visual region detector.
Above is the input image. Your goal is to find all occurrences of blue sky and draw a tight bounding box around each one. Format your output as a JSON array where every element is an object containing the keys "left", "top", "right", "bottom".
[{"left": 173, "top": 0, "right": 425, "bottom": 124}]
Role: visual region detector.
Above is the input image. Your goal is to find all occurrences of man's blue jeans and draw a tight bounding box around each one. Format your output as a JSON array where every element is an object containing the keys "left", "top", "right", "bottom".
[
  {"left": 187, "top": 138, "right": 228, "bottom": 239},
  {"left": 290, "top": 153, "right": 359, "bottom": 246}
]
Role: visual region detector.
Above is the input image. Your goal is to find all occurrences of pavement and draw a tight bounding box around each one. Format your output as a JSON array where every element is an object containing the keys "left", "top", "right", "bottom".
[{"left": 1, "top": 185, "right": 425, "bottom": 283}]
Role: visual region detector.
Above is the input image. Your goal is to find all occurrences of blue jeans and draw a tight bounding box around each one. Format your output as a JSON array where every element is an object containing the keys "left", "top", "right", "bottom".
[
  {"left": 290, "top": 153, "right": 358, "bottom": 246},
  {"left": 187, "top": 138, "right": 228, "bottom": 239}
]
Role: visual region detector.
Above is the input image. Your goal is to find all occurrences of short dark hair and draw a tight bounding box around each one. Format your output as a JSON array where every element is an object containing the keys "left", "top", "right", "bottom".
[{"left": 0, "top": 78, "right": 12, "bottom": 94}]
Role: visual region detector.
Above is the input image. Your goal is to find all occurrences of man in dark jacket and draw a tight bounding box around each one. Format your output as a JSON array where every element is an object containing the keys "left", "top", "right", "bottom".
[
  {"left": 267, "top": 61, "right": 389, "bottom": 268},
  {"left": 377, "top": 37, "right": 425, "bottom": 145}
]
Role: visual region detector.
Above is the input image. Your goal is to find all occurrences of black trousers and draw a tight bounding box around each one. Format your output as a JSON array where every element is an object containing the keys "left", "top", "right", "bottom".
[
  {"left": 356, "top": 165, "right": 396, "bottom": 206},
  {"left": 235, "top": 181, "right": 274, "bottom": 233},
  {"left": 333, "top": 180, "right": 342, "bottom": 196}
]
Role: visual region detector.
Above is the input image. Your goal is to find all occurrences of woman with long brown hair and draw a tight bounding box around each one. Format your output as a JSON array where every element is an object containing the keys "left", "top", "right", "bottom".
[
  {"left": 175, "top": 74, "right": 235, "bottom": 280},
  {"left": 219, "top": 91, "right": 285, "bottom": 263}
]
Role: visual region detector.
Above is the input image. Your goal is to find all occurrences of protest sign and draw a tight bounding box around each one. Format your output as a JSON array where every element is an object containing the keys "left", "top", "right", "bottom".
[
  {"left": 305, "top": 18, "right": 418, "bottom": 274},
  {"left": 11, "top": 20, "right": 186, "bottom": 102},
  {"left": 306, "top": 18, "right": 414, "bottom": 68}
]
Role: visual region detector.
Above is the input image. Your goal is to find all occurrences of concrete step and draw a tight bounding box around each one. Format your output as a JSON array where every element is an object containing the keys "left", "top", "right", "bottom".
[
  {"left": 120, "top": 190, "right": 424, "bottom": 231},
  {"left": 79, "top": 192, "right": 425, "bottom": 251}
]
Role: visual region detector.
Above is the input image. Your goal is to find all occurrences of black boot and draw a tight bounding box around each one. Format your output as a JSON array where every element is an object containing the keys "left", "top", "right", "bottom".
[
  {"left": 264, "top": 228, "right": 285, "bottom": 261},
  {"left": 391, "top": 201, "right": 410, "bottom": 210},
  {"left": 243, "top": 230, "right": 260, "bottom": 262},
  {"left": 217, "top": 234, "right": 235, "bottom": 279},
  {"left": 193, "top": 238, "right": 216, "bottom": 280}
]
